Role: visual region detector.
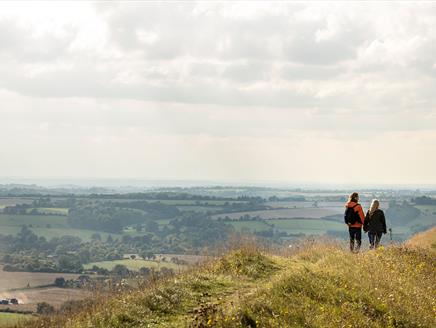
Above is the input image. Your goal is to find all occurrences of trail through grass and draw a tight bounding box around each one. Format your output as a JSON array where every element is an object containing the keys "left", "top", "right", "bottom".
[{"left": 14, "top": 241, "right": 436, "bottom": 328}]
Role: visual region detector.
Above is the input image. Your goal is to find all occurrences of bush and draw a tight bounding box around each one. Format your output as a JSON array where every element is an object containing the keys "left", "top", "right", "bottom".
[{"left": 36, "top": 302, "right": 55, "bottom": 315}]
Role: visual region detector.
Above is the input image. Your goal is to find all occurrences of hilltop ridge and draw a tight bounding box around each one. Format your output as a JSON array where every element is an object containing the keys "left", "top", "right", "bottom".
[{"left": 13, "top": 236, "right": 436, "bottom": 328}]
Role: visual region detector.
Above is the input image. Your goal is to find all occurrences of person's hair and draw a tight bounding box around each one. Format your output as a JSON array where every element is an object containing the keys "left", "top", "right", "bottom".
[
  {"left": 348, "top": 192, "right": 359, "bottom": 203},
  {"left": 369, "top": 199, "right": 380, "bottom": 216}
]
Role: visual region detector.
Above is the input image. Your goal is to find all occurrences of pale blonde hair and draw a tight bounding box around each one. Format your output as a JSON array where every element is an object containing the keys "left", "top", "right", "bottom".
[{"left": 369, "top": 199, "right": 380, "bottom": 216}]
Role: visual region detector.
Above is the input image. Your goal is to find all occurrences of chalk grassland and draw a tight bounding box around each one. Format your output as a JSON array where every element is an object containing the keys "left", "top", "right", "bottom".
[
  {"left": 83, "top": 259, "right": 183, "bottom": 272},
  {"left": 16, "top": 237, "right": 436, "bottom": 328},
  {"left": 0, "top": 266, "right": 81, "bottom": 292},
  {"left": 212, "top": 207, "right": 343, "bottom": 220},
  {"left": 0, "top": 313, "right": 34, "bottom": 326},
  {"left": 406, "top": 226, "right": 436, "bottom": 251}
]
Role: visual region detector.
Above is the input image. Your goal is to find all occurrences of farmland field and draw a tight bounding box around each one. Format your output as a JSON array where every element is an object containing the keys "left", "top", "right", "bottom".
[
  {"left": 212, "top": 207, "right": 343, "bottom": 220},
  {"left": 32, "top": 208, "right": 68, "bottom": 215},
  {"left": 229, "top": 218, "right": 345, "bottom": 235},
  {"left": 229, "top": 221, "right": 271, "bottom": 232},
  {"left": 0, "top": 287, "right": 90, "bottom": 312},
  {"left": 84, "top": 259, "right": 183, "bottom": 271},
  {"left": 0, "top": 214, "right": 68, "bottom": 228},
  {"left": 0, "top": 225, "right": 120, "bottom": 242},
  {"left": 0, "top": 266, "right": 81, "bottom": 292},
  {"left": 103, "top": 198, "right": 247, "bottom": 206},
  {"left": 0, "top": 312, "right": 34, "bottom": 326},
  {"left": 269, "top": 218, "right": 344, "bottom": 233},
  {"left": 0, "top": 197, "right": 33, "bottom": 209},
  {"left": 176, "top": 205, "right": 223, "bottom": 213}
]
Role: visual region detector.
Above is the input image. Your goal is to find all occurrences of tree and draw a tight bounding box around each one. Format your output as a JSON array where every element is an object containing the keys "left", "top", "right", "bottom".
[
  {"left": 58, "top": 255, "right": 83, "bottom": 273},
  {"left": 37, "top": 302, "right": 55, "bottom": 315},
  {"left": 106, "top": 235, "right": 114, "bottom": 244},
  {"left": 139, "top": 267, "right": 150, "bottom": 276},
  {"left": 54, "top": 277, "right": 66, "bottom": 287},
  {"left": 91, "top": 233, "right": 101, "bottom": 242},
  {"left": 2, "top": 254, "right": 12, "bottom": 264},
  {"left": 112, "top": 264, "right": 129, "bottom": 277}
]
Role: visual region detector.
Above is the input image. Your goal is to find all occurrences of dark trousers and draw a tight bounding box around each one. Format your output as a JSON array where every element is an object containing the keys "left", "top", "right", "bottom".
[
  {"left": 349, "top": 227, "right": 362, "bottom": 252},
  {"left": 368, "top": 232, "right": 383, "bottom": 249}
]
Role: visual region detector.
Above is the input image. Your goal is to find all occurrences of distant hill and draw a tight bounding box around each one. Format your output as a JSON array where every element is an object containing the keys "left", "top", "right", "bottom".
[{"left": 13, "top": 239, "right": 436, "bottom": 328}]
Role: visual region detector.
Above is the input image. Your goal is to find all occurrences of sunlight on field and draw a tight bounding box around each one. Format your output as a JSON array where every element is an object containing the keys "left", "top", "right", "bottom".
[
  {"left": 0, "top": 312, "right": 34, "bottom": 326},
  {"left": 84, "top": 259, "right": 184, "bottom": 272}
]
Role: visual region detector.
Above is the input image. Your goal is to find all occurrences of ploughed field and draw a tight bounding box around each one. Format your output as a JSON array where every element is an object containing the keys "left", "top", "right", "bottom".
[
  {"left": 0, "top": 266, "right": 81, "bottom": 292},
  {"left": 0, "top": 287, "right": 89, "bottom": 312}
]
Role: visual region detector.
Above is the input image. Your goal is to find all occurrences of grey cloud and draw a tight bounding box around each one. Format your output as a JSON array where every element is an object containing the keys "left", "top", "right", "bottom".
[
  {"left": 0, "top": 18, "right": 76, "bottom": 62},
  {"left": 280, "top": 64, "right": 343, "bottom": 80},
  {"left": 221, "top": 61, "right": 270, "bottom": 83},
  {"left": 0, "top": 64, "right": 318, "bottom": 108}
]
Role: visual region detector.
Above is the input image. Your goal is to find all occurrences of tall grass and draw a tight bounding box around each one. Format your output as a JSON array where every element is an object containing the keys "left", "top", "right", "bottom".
[{"left": 11, "top": 236, "right": 436, "bottom": 328}]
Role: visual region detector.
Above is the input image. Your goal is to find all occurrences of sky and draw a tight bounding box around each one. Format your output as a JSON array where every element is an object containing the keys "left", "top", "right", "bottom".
[{"left": 0, "top": 1, "right": 435, "bottom": 186}]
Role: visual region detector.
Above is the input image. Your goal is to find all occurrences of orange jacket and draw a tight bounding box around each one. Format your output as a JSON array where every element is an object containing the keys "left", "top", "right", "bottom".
[{"left": 345, "top": 201, "right": 365, "bottom": 228}]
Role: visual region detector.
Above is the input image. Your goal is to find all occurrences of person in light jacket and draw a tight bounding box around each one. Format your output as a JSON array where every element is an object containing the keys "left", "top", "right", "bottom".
[{"left": 364, "top": 199, "right": 387, "bottom": 249}]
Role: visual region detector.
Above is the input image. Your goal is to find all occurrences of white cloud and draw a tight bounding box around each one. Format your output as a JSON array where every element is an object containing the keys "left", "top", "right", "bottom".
[{"left": 0, "top": 2, "right": 435, "bottom": 184}]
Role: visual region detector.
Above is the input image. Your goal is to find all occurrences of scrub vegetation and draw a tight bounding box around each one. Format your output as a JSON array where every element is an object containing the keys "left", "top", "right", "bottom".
[{"left": 11, "top": 233, "right": 435, "bottom": 328}]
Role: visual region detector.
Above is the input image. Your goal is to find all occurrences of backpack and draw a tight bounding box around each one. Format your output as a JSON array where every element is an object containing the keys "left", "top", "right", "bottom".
[{"left": 344, "top": 204, "right": 362, "bottom": 225}]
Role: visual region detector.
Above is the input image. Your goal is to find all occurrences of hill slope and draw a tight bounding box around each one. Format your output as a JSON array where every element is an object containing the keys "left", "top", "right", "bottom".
[
  {"left": 406, "top": 226, "right": 436, "bottom": 252},
  {"left": 14, "top": 241, "right": 436, "bottom": 328}
]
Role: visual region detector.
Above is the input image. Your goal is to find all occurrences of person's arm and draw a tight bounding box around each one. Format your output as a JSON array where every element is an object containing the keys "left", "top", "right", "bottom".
[
  {"left": 357, "top": 205, "right": 365, "bottom": 224},
  {"left": 381, "top": 211, "right": 387, "bottom": 234},
  {"left": 364, "top": 211, "right": 369, "bottom": 231}
]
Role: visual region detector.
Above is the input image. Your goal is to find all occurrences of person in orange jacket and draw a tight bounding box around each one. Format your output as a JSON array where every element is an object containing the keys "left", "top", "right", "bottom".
[{"left": 344, "top": 192, "right": 365, "bottom": 252}]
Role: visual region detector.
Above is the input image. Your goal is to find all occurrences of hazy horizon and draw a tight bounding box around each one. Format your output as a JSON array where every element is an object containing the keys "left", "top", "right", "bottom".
[
  {"left": 1, "top": 2, "right": 435, "bottom": 185},
  {"left": 1, "top": 177, "right": 435, "bottom": 191}
]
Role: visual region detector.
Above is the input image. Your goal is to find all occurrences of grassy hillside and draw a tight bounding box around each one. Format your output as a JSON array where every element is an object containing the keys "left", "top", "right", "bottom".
[
  {"left": 10, "top": 239, "right": 436, "bottom": 328},
  {"left": 406, "top": 226, "right": 436, "bottom": 252}
]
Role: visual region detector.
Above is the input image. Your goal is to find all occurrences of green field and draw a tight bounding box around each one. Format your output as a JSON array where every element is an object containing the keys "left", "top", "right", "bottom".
[
  {"left": 212, "top": 207, "right": 342, "bottom": 220},
  {"left": 84, "top": 259, "right": 183, "bottom": 271},
  {"left": 230, "top": 218, "right": 345, "bottom": 235},
  {"left": 0, "top": 214, "right": 123, "bottom": 241},
  {"left": 176, "top": 205, "right": 223, "bottom": 213},
  {"left": 0, "top": 214, "right": 68, "bottom": 228},
  {"left": 32, "top": 208, "right": 68, "bottom": 215},
  {"left": 0, "top": 312, "right": 34, "bottom": 326},
  {"left": 230, "top": 220, "right": 271, "bottom": 232},
  {"left": 105, "top": 199, "right": 246, "bottom": 206},
  {"left": 269, "top": 218, "right": 344, "bottom": 232}
]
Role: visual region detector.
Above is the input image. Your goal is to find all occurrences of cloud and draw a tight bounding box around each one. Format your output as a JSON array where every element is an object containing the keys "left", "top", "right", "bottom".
[{"left": 0, "top": 2, "right": 435, "bottom": 184}]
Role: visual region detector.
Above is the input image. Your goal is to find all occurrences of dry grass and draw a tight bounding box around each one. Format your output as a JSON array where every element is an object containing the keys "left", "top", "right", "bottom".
[
  {"left": 9, "top": 232, "right": 436, "bottom": 328},
  {"left": 406, "top": 227, "right": 436, "bottom": 252}
]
